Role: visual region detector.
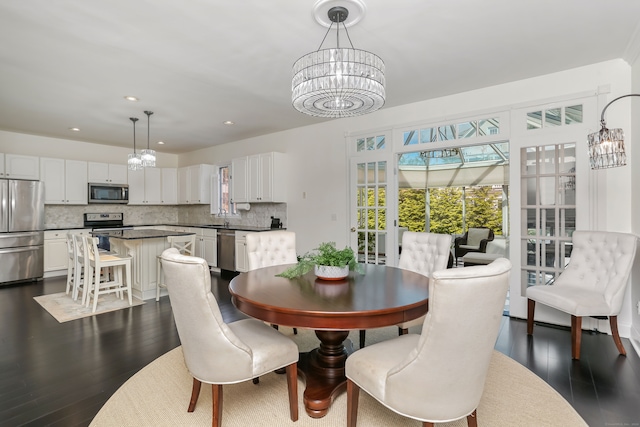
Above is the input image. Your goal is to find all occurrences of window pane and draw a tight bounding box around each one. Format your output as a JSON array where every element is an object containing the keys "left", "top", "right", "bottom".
[
  {"left": 420, "top": 128, "right": 437, "bottom": 143},
  {"left": 558, "top": 144, "right": 576, "bottom": 173},
  {"left": 357, "top": 231, "right": 366, "bottom": 263},
  {"left": 376, "top": 135, "right": 386, "bottom": 150},
  {"left": 542, "top": 145, "right": 556, "bottom": 174},
  {"left": 438, "top": 125, "right": 455, "bottom": 140},
  {"left": 539, "top": 176, "right": 556, "bottom": 205},
  {"left": 524, "top": 240, "right": 536, "bottom": 266},
  {"left": 545, "top": 108, "right": 561, "bottom": 127},
  {"left": 378, "top": 186, "right": 386, "bottom": 207},
  {"left": 357, "top": 187, "right": 366, "bottom": 207},
  {"left": 403, "top": 130, "right": 418, "bottom": 145},
  {"left": 379, "top": 208, "right": 386, "bottom": 229},
  {"left": 357, "top": 163, "right": 365, "bottom": 184},
  {"left": 540, "top": 208, "right": 555, "bottom": 236},
  {"left": 527, "top": 111, "right": 542, "bottom": 130},
  {"left": 523, "top": 147, "right": 537, "bottom": 175},
  {"left": 357, "top": 138, "right": 365, "bottom": 152},
  {"left": 542, "top": 241, "right": 556, "bottom": 268},
  {"left": 458, "top": 121, "right": 476, "bottom": 138},
  {"left": 357, "top": 209, "right": 365, "bottom": 228},
  {"left": 565, "top": 105, "right": 583, "bottom": 124},
  {"left": 367, "top": 189, "right": 375, "bottom": 207},
  {"left": 522, "top": 177, "right": 537, "bottom": 205},
  {"left": 366, "top": 137, "right": 375, "bottom": 151},
  {"left": 377, "top": 162, "right": 386, "bottom": 183},
  {"left": 525, "top": 208, "right": 537, "bottom": 236},
  {"left": 478, "top": 118, "right": 499, "bottom": 136},
  {"left": 560, "top": 208, "right": 576, "bottom": 237}
]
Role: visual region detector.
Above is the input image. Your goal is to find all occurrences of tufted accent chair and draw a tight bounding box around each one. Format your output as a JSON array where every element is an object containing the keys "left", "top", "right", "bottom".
[
  {"left": 160, "top": 248, "right": 299, "bottom": 426},
  {"left": 246, "top": 231, "right": 297, "bottom": 270},
  {"left": 246, "top": 230, "right": 298, "bottom": 335},
  {"left": 359, "top": 232, "right": 452, "bottom": 348},
  {"left": 347, "top": 258, "right": 511, "bottom": 427},
  {"left": 527, "top": 230, "right": 638, "bottom": 360}
]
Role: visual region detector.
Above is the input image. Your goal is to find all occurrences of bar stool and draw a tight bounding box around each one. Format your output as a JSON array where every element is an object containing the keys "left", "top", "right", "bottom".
[
  {"left": 156, "top": 234, "right": 196, "bottom": 301},
  {"left": 65, "top": 232, "right": 75, "bottom": 296},
  {"left": 71, "top": 233, "right": 90, "bottom": 304},
  {"left": 84, "top": 236, "right": 133, "bottom": 313}
]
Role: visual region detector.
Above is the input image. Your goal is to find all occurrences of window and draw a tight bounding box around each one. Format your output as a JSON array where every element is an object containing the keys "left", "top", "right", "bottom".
[
  {"left": 526, "top": 104, "right": 583, "bottom": 130},
  {"left": 213, "top": 165, "right": 236, "bottom": 216}
]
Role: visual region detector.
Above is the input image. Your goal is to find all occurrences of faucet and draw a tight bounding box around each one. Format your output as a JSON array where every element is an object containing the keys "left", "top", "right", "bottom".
[{"left": 221, "top": 209, "right": 229, "bottom": 228}]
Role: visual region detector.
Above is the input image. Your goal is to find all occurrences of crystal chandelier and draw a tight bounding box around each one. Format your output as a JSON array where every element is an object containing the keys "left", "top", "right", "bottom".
[
  {"left": 587, "top": 93, "right": 640, "bottom": 169},
  {"left": 141, "top": 110, "right": 156, "bottom": 167},
  {"left": 127, "top": 117, "right": 142, "bottom": 171},
  {"left": 292, "top": 4, "right": 385, "bottom": 118}
]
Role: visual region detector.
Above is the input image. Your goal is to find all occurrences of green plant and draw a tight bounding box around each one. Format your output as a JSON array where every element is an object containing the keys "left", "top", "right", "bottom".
[{"left": 276, "top": 241, "right": 357, "bottom": 279}]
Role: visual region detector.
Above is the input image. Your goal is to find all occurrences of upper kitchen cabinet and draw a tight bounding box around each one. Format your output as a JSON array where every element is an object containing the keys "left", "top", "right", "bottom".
[
  {"left": 128, "top": 167, "right": 162, "bottom": 205},
  {"left": 40, "top": 158, "right": 88, "bottom": 204},
  {"left": 161, "top": 168, "right": 178, "bottom": 204},
  {"left": 178, "top": 164, "right": 213, "bottom": 204},
  {"left": 3, "top": 153, "right": 40, "bottom": 180},
  {"left": 231, "top": 152, "right": 287, "bottom": 203},
  {"left": 88, "top": 162, "right": 128, "bottom": 184}
]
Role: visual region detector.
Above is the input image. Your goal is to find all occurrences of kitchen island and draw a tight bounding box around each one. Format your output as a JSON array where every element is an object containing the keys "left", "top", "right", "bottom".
[{"left": 91, "top": 228, "right": 196, "bottom": 301}]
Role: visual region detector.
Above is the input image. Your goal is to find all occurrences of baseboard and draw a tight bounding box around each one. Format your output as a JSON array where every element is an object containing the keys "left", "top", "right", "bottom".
[{"left": 631, "top": 324, "right": 640, "bottom": 358}]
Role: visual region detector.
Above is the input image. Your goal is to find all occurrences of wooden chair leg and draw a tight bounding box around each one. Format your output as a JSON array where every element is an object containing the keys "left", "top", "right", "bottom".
[
  {"left": 609, "top": 316, "right": 627, "bottom": 356},
  {"left": 423, "top": 422, "right": 435, "bottom": 427},
  {"left": 359, "top": 330, "right": 366, "bottom": 348},
  {"left": 286, "top": 363, "right": 299, "bottom": 421},
  {"left": 467, "top": 409, "right": 478, "bottom": 427},
  {"left": 293, "top": 328, "right": 298, "bottom": 335},
  {"left": 188, "top": 378, "right": 202, "bottom": 412},
  {"left": 347, "top": 379, "right": 360, "bottom": 427},
  {"left": 212, "top": 384, "right": 222, "bottom": 427},
  {"left": 571, "top": 315, "right": 582, "bottom": 360},
  {"left": 398, "top": 327, "right": 408, "bottom": 335},
  {"left": 527, "top": 299, "right": 535, "bottom": 335}
]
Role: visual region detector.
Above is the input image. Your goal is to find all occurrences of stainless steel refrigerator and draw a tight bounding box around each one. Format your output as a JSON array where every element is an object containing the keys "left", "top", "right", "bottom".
[{"left": 0, "top": 179, "right": 45, "bottom": 285}]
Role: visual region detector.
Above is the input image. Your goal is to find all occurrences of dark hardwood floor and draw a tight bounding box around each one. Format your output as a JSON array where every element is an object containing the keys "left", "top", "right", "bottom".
[{"left": 1, "top": 273, "right": 639, "bottom": 426}]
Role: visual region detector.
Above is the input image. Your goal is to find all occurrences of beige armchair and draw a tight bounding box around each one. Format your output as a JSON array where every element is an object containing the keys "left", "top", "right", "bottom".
[
  {"left": 359, "top": 232, "right": 452, "bottom": 348},
  {"left": 346, "top": 258, "right": 511, "bottom": 427},
  {"left": 246, "top": 230, "right": 298, "bottom": 334},
  {"left": 160, "top": 248, "right": 299, "bottom": 426},
  {"left": 527, "top": 230, "right": 637, "bottom": 360}
]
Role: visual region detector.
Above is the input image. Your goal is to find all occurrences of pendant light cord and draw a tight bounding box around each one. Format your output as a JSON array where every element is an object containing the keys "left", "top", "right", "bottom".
[
  {"left": 130, "top": 117, "right": 138, "bottom": 153},
  {"left": 144, "top": 110, "right": 153, "bottom": 149}
]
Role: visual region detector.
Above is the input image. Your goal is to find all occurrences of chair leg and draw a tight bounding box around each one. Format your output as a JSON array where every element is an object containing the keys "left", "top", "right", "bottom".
[
  {"left": 423, "top": 422, "right": 435, "bottom": 427},
  {"left": 398, "top": 327, "right": 408, "bottom": 335},
  {"left": 156, "top": 257, "right": 163, "bottom": 301},
  {"left": 571, "top": 315, "right": 582, "bottom": 360},
  {"left": 347, "top": 379, "right": 360, "bottom": 427},
  {"left": 286, "top": 363, "right": 299, "bottom": 421},
  {"left": 359, "top": 330, "right": 366, "bottom": 348},
  {"left": 467, "top": 409, "right": 478, "bottom": 427},
  {"left": 293, "top": 328, "right": 298, "bottom": 335},
  {"left": 609, "top": 316, "right": 627, "bottom": 356},
  {"left": 527, "top": 299, "right": 535, "bottom": 335},
  {"left": 212, "top": 384, "right": 222, "bottom": 427},
  {"left": 252, "top": 377, "right": 259, "bottom": 384},
  {"left": 188, "top": 378, "right": 202, "bottom": 412}
]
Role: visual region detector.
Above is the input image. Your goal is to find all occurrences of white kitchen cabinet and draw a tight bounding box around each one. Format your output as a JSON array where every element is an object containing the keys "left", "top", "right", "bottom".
[
  {"left": 88, "top": 162, "right": 128, "bottom": 184},
  {"left": 40, "top": 158, "right": 87, "bottom": 204},
  {"left": 4, "top": 154, "right": 40, "bottom": 180},
  {"left": 231, "top": 152, "right": 286, "bottom": 203},
  {"left": 177, "top": 164, "right": 213, "bottom": 204},
  {"left": 161, "top": 168, "right": 178, "bottom": 204},
  {"left": 235, "top": 230, "right": 249, "bottom": 273},
  {"left": 128, "top": 167, "right": 162, "bottom": 204},
  {"left": 201, "top": 228, "right": 217, "bottom": 267},
  {"left": 0, "top": 153, "right": 4, "bottom": 177},
  {"left": 44, "top": 229, "right": 92, "bottom": 277}
]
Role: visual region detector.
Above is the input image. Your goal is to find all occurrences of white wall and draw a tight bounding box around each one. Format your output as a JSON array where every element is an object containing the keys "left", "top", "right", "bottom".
[{"left": 630, "top": 57, "right": 640, "bottom": 354}]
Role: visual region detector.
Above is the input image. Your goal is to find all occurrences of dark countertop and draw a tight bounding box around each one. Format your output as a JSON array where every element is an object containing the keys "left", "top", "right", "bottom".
[
  {"left": 46, "top": 224, "right": 278, "bottom": 232},
  {"left": 90, "top": 229, "right": 195, "bottom": 240}
]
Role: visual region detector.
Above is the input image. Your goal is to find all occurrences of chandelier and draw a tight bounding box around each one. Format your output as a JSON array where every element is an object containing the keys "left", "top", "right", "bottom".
[
  {"left": 292, "top": 3, "right": 385, "bottom": 118},
  {"left": 127, "top": 117, "right": 142, "bottom": 171},
  {"left": 141, "top": 110, "right": 156, "bottom": 167}
]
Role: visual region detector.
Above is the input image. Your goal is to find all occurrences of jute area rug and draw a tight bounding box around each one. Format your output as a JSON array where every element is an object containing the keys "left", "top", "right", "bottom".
[
  {"left": 90, "top": 327, "right": 587, "bottom": 427},
  {"left": 34, "top": 291, "right": 144, "bottom": 323}
]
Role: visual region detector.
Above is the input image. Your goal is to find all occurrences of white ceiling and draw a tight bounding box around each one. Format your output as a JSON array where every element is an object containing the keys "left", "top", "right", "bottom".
[{"left": 1, "top": 0, "right": 640, "bottom": 154}]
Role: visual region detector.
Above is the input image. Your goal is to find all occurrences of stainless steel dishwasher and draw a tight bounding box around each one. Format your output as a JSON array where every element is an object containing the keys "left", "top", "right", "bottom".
[{"left": 217, "top": 229, "right": 236, "bottom": 271}]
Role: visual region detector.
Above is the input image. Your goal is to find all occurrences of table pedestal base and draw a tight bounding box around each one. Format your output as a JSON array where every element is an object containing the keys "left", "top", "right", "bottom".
[{"left": 298, "top": 330, "right": 353, "bottom": 418}]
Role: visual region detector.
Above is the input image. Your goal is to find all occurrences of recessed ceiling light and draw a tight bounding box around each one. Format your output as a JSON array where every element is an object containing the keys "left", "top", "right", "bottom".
[
  {"left": 124, "top": 96, "right": 139, "bottom": 102},
  {"left": 157, "top": 141, "right": 165, "bottom": 145},
  {"left": 69, "top": 127, "right": 80, "bottom": 132},
  {"left": 223, "top": 120, "right": 234, "bottom": 125}
]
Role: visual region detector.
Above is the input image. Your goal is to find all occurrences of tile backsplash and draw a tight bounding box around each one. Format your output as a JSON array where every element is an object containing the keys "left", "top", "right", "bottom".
[{"left": 44, "top": 203, "right": 287, "bottom": 229}]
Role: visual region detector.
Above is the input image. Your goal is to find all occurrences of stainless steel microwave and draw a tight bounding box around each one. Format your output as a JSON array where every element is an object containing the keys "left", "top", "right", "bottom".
[{"left": 88, "top": 183, "right": 129, "bottom": 204}]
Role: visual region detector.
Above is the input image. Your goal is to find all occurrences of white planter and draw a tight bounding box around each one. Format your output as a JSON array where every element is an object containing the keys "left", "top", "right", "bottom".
[{"left": 314, "top": 265, "right": 349, "bottom": 281}]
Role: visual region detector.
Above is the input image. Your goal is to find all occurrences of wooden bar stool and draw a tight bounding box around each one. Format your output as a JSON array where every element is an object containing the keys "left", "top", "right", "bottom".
[
  {"left": 156, "top": 234, "right": 196, "bottom": 301},
  {"left": 84, "top": 236, "right": 133, "bottom": 313}
]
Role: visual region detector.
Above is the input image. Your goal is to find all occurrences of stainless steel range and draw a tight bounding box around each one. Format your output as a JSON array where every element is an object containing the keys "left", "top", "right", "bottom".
[{"left": 84, "top": 213, "right": 133, "bottom": 250}]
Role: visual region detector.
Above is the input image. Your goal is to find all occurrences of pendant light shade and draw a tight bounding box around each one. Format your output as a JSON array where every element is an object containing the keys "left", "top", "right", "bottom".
[
  {"left": 292, "top": 4, "right": 385, "bottom": 118},
  {"left": 141, "top": 110, "right": 156, "bottom": 168},
  {"left": 127, "top": 117, "right": 142, "bottom": 171}
]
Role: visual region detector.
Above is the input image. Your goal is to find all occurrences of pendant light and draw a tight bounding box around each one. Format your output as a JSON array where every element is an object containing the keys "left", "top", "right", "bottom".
[
  {"left": 141, "top": 110, "right": 156, "bottom": 167},
  {"left": 127, "top": 117, "right": 142, "bottom": 171}
]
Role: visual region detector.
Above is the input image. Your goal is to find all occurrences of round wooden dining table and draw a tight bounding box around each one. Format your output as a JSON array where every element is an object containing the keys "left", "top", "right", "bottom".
[{"left": 228, "top": 263, "right": 430, "bottom": 418}]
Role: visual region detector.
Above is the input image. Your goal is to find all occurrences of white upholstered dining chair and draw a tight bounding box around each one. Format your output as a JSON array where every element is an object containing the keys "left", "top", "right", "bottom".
[
  {"left": 359, "top": 231, "right": 452, "bottom": 348},
  {"left": 246, "top": 230, "right": 298, "bottom": 334},
  {"left": 346, "top": 258, "right": 511, "bottom": 427},
  {"left": 527, "top": 230, "right": 638, "bottom": 360},
  {"left": 159, "top": 248, "right": 299, "bottom": 427},
  {"left": 156, "top": 234, "right": 196, "bottom": 301}
]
